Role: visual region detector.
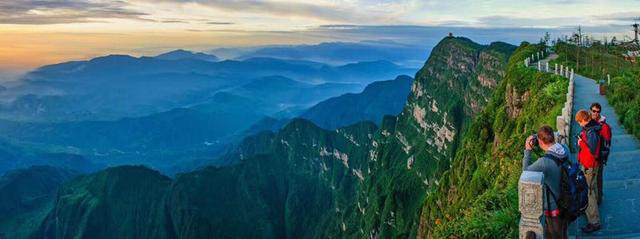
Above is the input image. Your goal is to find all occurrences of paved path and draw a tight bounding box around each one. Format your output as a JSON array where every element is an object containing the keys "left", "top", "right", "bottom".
[
  {"left": 568, "top": 71, "right": 640, "bottom": 238},
  {"left": 531, "top": 54, "right": 640, "bottom": 238}
]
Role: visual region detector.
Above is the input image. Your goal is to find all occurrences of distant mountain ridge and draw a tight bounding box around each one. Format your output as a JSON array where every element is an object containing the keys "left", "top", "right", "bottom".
[
  {"left": 0, "top": 92, "right": 269, "bottom": 174},
  {"left": 154, "top": 49, "right": 219, "bottom": 62},
  {"left": 0, "top": 140, "right": 99, "bottom": 176},
  {"left": 232, "top": 41, "right": 429, "bottom": 68},
  {"left": 301, "top": 75, "right": 413, "bottom": 129},
  {"left": 1, "top": 54, "right": 413, "bottom": 122}
]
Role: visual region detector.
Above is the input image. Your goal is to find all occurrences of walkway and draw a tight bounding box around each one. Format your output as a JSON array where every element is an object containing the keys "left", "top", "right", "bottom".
[{"left": 569, "top": 72, "right": 640, "bottom": 238}]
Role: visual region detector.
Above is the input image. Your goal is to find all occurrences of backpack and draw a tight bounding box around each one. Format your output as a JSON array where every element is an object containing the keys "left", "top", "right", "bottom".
[
  {"left": 598, "top": 121, "right": 612, "bottom": 163},
  {"left": 579, "top": 127, "right": 603, "bottom": 164},
  {"left": 544, "top": 153, "right": 589, "bottom": 222}
]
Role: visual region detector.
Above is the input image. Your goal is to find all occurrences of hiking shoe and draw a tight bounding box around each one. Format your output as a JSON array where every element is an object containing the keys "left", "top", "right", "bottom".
[{"left": 582, "top": 224, "right": 601, "bottom": 234}]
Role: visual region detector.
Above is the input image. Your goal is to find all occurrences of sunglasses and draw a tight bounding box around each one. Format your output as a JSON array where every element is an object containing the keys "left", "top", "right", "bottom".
[{"left": 592, "top": 110, "right": 601, "bottom": 113}]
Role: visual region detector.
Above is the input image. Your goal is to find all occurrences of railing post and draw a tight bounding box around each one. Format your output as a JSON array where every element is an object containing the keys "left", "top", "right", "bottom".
[
  {"left": 546, "top": 62, "right": 549, "bottom": 72},
  {"left": 571, "top": 69, "right": 574, "bottom": 80},
  {"left": 557, "top": 115, "right": 567, "bottom": 144},
  {"left": 555, "top": 64, "right": 558, "bottom": 75},
  {"left": 519, "top": 171, "right": 545, "bottom": 239}
]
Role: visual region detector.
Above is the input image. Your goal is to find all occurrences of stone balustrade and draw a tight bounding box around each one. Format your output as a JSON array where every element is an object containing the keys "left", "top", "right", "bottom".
[
  {"left": 519, "top": 171, "right": 545, "bottom": 239},
  {"left": 524, "top": 50, "right": 547, "bottom": 68},
  {"left": 556, "top": 65, "right": 574, "bottom": 145},
  {"left": 519, "top": 50, "right": 574, "bottom": 238}
]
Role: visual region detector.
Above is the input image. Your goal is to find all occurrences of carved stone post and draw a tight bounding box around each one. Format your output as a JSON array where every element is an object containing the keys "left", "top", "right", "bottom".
[
  {"left": 519, "top": 171, "right": 545, "bottom": 239},
  {"left": 555, "top": 64, "right": 558, "bottom": 75},
  {"left": 560, "top": 65, "right": 564, "bottom": 77},
  {"left": 538, "top": 62, "right": 541, "bottom": 71}
]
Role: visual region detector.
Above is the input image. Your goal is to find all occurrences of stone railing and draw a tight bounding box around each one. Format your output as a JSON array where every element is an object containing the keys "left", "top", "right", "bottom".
[
  {"left": 518, "top": 52, "right": 575, "bottom": 239},
  {"left": 524, "top": 50, "right": 548, "bottom": 68}
]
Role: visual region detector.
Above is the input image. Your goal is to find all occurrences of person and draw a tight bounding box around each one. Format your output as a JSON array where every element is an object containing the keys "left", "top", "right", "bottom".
[
  {"left": 576, "top": 110, "right": 602, "bottom": 234},
  {"left": 523, "top": 125, "right": 570, "bottom": 238},
  {"left": 591, "top": 103, "right": 612, "bottom": 205}
]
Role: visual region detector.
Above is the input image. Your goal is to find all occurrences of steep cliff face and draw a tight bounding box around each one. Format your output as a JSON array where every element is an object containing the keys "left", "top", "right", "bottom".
[
  {"left": 25, "top": 36, "right": 517, "bottom": 238},
  {"left": 350, "top": 37, "right": 515, "bottom": 238},
  {"left": 418, "top": 43, "right": 568, "bottom": 238},
  {"left": 165, "top": 119, "right": 377, "bottom": 238}
]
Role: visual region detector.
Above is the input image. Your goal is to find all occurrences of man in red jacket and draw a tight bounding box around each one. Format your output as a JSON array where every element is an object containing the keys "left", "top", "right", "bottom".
[
  {"left": 576, "top": 109, "right": 602, "bottom": 234},
  {"left": 591, "top": 103, "right": 611, "bottom": 205}
]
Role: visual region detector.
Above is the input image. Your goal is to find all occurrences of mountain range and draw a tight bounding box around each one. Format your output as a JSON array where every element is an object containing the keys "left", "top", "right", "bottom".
[
  {"left": 213, "top": 41, "right": 429, "bottom": 68},
  {"left": 0, "top": 45, "right": 416, "bottom": 175},
  {"left": 0, "top": 36, "right": 522, "bottom": 238},
  {"left": 301, "top": 75, "right": 413, "bottom": 129},
  {"left": 0, "top": 54, "right": 413, "bottom": 123},
  {"left": 0, "top": 73, "right": 411, "bottom": 175}
]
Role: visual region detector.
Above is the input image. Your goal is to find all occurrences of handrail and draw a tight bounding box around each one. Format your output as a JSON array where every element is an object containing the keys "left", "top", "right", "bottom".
[{"left": 518, "top": 50, "right": 575, "bottom": 239}]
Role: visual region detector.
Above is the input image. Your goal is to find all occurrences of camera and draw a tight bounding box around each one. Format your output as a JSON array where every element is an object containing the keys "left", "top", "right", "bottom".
[{"left": 530, "top": 134, "right": 539, "bottom": 147}]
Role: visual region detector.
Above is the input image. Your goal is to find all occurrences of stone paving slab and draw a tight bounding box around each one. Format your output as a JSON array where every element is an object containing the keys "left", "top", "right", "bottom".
[{"left": 611, "top": 134, "right": 640, "bottom": 152}]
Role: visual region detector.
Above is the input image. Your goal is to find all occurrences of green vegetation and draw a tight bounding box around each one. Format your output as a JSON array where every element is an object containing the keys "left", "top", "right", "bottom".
[
  {"left": 0, "top": 36, "right": 525, "bottom": 238},
  {"left": 32, "top": 120, "right": 378, "bottom": 239},
  {"left": 34, "top": 165, "right": 174, "bottom": 239},
  {"left": 0, "top": 166, "right": 78, "bottom": 239},
  {"left": 419, "top": 42, "right": 569, "bottom": 238},
  {"left": 553, "top": 42, "right": 640, "bottom": 139},
  {"left": 349, "top": 36, "right": 515, "bottom": 238}
]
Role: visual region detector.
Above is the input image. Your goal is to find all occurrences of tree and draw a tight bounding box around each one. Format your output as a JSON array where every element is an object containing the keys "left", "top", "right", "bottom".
[
  {"left": 543, "top": 32, "right": 551, "bottom": 46},
  {"left": 577, "top": 26, "right": 583, "bottom": 69}
]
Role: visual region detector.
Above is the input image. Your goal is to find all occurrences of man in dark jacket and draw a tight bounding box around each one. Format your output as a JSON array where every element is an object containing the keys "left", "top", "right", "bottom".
[
  {"left": 576, "top": 110, "right": 602, "bottom": 233},
  {"left": 523, "top": 125, "right": 571, "bottom": 238},
  {"left": 591, "top": 102, "right": 611, "bottom": 205}
]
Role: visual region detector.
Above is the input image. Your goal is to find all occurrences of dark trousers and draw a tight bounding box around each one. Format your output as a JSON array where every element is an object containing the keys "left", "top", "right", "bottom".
[
  {"left": 597, "top": 164, "right": 604, "bottom": 204},
  {"left": 545, "top": 216, "right": 568, "bottom": 239}
]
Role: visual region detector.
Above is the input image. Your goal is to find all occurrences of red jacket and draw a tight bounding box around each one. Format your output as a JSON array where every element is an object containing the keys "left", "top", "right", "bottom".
[
  {"left": 578, "top": 120, "right": 602, "bottom": 169},
  {"left": 597, "top": 116, "right": 612, "bottom": 144}
]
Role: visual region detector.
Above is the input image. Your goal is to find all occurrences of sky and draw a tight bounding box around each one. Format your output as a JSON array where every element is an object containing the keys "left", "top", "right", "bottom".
[{"left": 1, "top": 0, "right": 639, "bottom": 77}]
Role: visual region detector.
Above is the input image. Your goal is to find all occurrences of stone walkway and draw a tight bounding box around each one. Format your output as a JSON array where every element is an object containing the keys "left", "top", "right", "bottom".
[{"left": 568, "top": 72, "right": 640, "bottom": 238}]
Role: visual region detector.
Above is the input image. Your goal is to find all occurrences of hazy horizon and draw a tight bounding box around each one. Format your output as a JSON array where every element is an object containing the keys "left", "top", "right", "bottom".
[{"left": 1, "top": 0, "right": 639, "bottom": 80}]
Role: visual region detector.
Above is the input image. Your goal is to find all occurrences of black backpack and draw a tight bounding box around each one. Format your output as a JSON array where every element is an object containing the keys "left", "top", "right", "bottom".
[{"left": 544, "top": 153, "right": 589, "bottom": 222}]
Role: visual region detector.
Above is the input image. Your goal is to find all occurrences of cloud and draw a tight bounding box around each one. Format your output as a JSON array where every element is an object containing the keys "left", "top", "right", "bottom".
[
  {"left": 134, "top": 0, "right": 401, "bottom": 23},
  {"left": 595, "top": 11, "right": 640, "bottom": 22},
  {"left": 307, "top": 25, "right": 563, "bottom": 46},
  {"left": 0, "top": 0, "right": 149, "bottom": 24},
  {"left": 475, "top": 15, "right": 584, "bottom": 28},
  {"left": 207, "top": 21, "right": 234, "bottom": 25}
]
